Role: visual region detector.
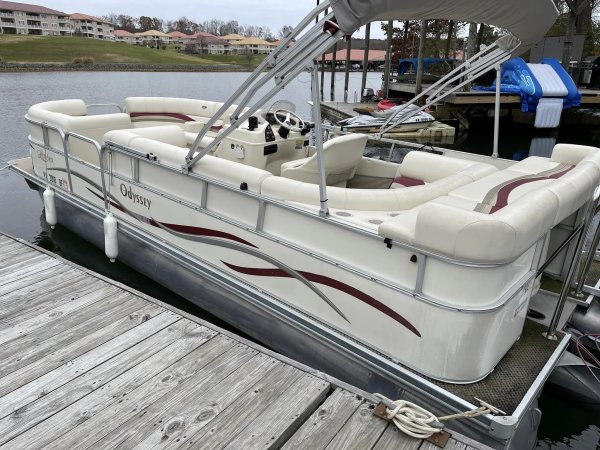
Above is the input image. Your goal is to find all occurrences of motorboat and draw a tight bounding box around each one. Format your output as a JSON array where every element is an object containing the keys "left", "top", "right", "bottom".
[
  {"left": 338, "top": 103, "right": 435, "bottom": 132},
  {"left": 8, "top": 0, "right": 600, "bottom": 448}
]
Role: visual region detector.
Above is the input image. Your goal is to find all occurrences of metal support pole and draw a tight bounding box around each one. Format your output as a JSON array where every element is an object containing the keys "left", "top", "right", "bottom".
[
  {"left": 415, "top": 20, "right": 427, "bottom": 97},
  {"left": 575, "top": 200, "right": 600, "bottom": 296},
  {"left": 344, "top": 37, "right": 352, "bottom": 103},
  {"left": 311, "top": 62, "right": 329, "bottom": 217},
  {"left": 360, "top": 22, "right": 371, "bottom": 98},
  {"left": 544, "top": 199, "right": 596, "bottom": 340},
  {"left": 330, "top": 42, "right": 337, "bottom": 101},
  {"left": 492, "top": 63, "right": 501, "bottom": 158},
  {"left": 383, "top": 21, "right": 393, "bottom": 98}
]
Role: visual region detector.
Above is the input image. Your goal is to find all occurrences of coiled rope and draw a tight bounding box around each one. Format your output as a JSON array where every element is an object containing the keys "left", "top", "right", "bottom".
[{"left": 374, "top": 394, "right": 505, "bottom": 439}]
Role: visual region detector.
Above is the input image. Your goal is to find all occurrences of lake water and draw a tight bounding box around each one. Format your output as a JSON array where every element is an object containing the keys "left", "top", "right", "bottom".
[{"left": 0, "top": 71, "right": 598, "bottom": 449}]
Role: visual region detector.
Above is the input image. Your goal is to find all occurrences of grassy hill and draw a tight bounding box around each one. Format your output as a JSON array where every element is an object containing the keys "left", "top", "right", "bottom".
[{"left": 0, "top": 35, "right": 265, "bottom": 66}]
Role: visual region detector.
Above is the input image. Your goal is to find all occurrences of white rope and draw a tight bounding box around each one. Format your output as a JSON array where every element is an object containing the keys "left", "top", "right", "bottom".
[{"left": 374, "top": 393, "right": 500, "bottom": 439}]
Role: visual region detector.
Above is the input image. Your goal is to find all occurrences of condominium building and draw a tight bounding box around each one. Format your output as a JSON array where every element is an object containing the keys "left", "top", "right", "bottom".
[
  {"left": 0, "top": 2, "right": 115, "bottom": 39},
  {"left": 69, "top": 13, "right": 114, "bottom": 40},
  {"left": 0, "top": 0, "right": 70, "bottom": 36}
]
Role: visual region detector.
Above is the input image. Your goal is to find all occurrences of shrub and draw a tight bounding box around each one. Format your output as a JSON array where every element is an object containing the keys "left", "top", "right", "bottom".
[{"left": 71, "top": 56, "right": 95, "bottom": 65}]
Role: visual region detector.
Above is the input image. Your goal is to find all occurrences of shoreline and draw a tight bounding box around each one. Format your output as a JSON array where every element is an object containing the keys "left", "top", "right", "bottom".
[{"left": 0, "top": 62, "right": 254, "bottom": 72}]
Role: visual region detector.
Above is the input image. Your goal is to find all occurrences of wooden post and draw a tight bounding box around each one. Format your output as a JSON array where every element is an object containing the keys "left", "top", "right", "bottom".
[
  {"left": 476, "top": 24, "right": 485, "bottom": 51},
  {"left": 415, "top": 20, "right": 427, "bottom": 97},
  {"left": 360, "top": 23, "right": 371, "bottom": 99},
  {"left": 383, "top": 20, "right": 393, "bottom": 98},
  {"left": 344, "top": 37, "right": 352, "bottom": 102}
]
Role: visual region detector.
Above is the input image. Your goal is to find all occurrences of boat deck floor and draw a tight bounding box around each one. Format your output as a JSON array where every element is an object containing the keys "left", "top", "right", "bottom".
[{"left": 0, "top": 232, "right": 491, "bottom": 450}]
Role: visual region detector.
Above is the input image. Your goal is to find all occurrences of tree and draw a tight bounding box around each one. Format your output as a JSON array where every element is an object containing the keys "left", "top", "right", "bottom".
[
  {"left": 174, "top": 16, "right": 194, "bottom": 34},
  {"left": 219, "top": 20, "right": 240, "bottom": 36},
  {"left": 115, "top": 15, "right": 137, "bottom": 33},
  {"left": 103, "top": 13, "right": 119, "bottom": 26},
  {"left": 138, "top": 16, "right": 153, "bottom": 32}
]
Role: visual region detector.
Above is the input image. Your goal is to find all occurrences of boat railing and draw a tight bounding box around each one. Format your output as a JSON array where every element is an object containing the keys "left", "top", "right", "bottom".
[
  {"left": 26, "top": 116, "right": 109, "bottom": 212},
  {"left": 26, "top": 116, "right": 564, "bottom": 315}
]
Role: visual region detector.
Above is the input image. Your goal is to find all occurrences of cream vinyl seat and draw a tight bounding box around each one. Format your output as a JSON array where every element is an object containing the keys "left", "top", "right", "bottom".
[{"left": 280, "top": 134, "right": 369, "bottom": 187}]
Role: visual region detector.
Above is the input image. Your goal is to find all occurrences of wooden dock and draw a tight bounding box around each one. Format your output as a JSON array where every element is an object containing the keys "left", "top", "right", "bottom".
[{"left": 0, "top": 232, "right": 490, "bottom": 450}]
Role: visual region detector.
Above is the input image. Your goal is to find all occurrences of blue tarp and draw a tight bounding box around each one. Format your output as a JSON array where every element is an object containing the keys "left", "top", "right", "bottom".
[{"left": 397, "top": 58, "right": 455, "bottom": 74}]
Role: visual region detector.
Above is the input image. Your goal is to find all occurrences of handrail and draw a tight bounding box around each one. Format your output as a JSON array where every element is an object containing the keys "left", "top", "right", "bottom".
[{"left": 25, "top": 115, "right": 109, "bottom": 212}]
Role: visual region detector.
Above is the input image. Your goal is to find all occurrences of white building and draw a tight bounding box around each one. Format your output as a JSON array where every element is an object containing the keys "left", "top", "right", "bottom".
[
  {"left": 230, "top": 37, "right": 276, "bottom": 55},
  {"left": 0, "top": 0, "right": 70, "bottom": 36},
  {"left": 69, "top": 13, "right": 114, "bottom": 40},
  {"left": 114, "top": 29, "right": 140, "bottom": 44}
]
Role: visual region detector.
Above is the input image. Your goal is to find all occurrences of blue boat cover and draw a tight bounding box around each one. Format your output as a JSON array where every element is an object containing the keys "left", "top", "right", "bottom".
[{"left": 473, "top": 57, "right": 581, "bottom": 113}]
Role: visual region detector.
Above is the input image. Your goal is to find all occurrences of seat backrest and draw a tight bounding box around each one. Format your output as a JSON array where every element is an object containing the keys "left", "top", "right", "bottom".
[{"left": 280, "top": 134, "right": 368, "bottom": 187}]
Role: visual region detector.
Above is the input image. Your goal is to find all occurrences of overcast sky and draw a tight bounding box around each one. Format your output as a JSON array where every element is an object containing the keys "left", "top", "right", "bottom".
[{"left": 44, "top": 0, "right": 384, "bottom": 38}]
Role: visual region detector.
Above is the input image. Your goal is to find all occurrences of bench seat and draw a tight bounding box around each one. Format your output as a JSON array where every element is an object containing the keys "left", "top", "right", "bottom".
[{"left": 379, "top": 144, "right": 600, "bottom": 263}]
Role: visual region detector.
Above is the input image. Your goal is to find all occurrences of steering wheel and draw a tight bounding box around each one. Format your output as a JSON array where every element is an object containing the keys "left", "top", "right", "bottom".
[{"left": 273, "top": 109, "right": 305, "bottom": 133}]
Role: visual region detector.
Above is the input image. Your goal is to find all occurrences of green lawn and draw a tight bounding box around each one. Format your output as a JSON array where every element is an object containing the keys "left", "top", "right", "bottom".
[{"left": 0, "top": 35, "right": 261, "bottom": 66}]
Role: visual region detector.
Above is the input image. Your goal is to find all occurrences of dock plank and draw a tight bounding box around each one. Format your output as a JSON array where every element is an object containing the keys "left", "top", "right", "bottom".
[
  {"left": 0, "top": 300, "right": 163, "bottom": 398},
  {"left": 41, "top": 337, "right": 251, "bottom": 450},
  {"left": 0, "top": 247, "right": 41, "bottom": 268},
  {"left": 175, "top": 364, "right": 303, "bottom": 449},
  {"left": 0, "top": 311, "right": 181, "bottom": 416},
  {"left": 4, "top": 320, "right": 220, "bottom": 449},
  {"left": 0, "top": 284, "right": 119, "bottom": 345},
  {"left": 372, "top": 425, "right": 422, "bottom": 450},
  {"left": 223, "top": 373, "right": 330, "bottom": 450},
  {"left": 420, "top": 440, "right": 467, "bottom": 450},
  {"left": 0, "top": 292, "right": 148, "bottom": 377},
  {"left": 325, "top": 400, "right": 389, "bottom": 450},
  {"left": 0, "top": 312, "right": 182, "bottom": 444},
  {"left": 117, "top": 353, "right": 280, "bottom": 450},
  {"left": 0, "top": 254, "right": 48, "bottom": 276},
  {"left": 281, "top": 389, "right": 363, "bottom": 450},
  {"left": 0, "top": 258, "right": 62, "bottom": 287},
  {"left": 0, "top": 280, "right": 119, "bottom": 328},
  {"left": 0, "top": 267, "right": 85, "bottom": 304}
]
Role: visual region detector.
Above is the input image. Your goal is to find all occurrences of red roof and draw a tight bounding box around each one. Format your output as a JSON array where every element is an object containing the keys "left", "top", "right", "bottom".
[
  {"left": 191, "top": 32, "right": 219, "bottom": 39},
  {"left": 188, "top": 35, "right": 229, "bottom": 46},
  {"left": 168, "top": 31, "right": 189, "bottom": 38},
  {"left": 70, "top": 12, "right": 112, "bottom": 25},
  {"left": 323, "top": 49, "right": 387, "bottom": 62},
  {"left": 0, "top": 0, "right": 67, "bottom": 16},
  {"left": 114, "top": 30, "right": 135, "bottom": 37}
]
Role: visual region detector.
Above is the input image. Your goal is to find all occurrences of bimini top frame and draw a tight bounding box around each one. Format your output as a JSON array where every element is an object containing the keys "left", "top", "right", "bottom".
[{"left": 183, "top": 0, "right": 559, "bottom": 212}]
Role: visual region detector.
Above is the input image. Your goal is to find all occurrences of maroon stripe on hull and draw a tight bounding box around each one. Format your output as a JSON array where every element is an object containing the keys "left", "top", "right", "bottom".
[
  {"left": 130, "top": 112, "right": 196, "bottom": 122},
  {"left": 222, "top": 261, "right": 421, "bottom": 337},
  {"left": 154, "top": 221, "right": 257, "bottom": 248},
  {"left": 490, "top": 166, "right": 574, "bottom": 213},
  {"left": 392, "top": 175, "right": 425, "bottom": 187}
]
